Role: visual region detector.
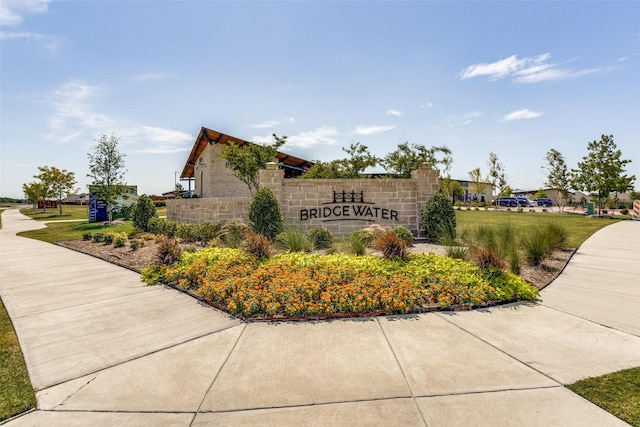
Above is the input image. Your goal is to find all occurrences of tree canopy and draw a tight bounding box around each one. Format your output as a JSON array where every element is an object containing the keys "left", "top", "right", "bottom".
[
  {"left": 571, "top": 134, "right": 635, "bottom": 214},
  {"left": 380, "top": 142, "right": 452, "bottom": 179},
  {"left": 87, "top": 133, "right": 127, "bottom": 223},
  {"left": 544, "top": 148, "right": 571, "bottom": 210},
  {"left": 301, "top": 142, "right": 378, "bottom": 179},
  {"left": 34, "top": 166, "right": 77, "bottom": 215},
  {"left": 220, "top": 134, "right": 285, "bottom": 194}
]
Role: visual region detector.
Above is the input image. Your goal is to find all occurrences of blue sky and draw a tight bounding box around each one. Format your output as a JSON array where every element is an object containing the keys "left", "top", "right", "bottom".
[{"left": 1, "top": 1, "right": 638, "bottom": 199}]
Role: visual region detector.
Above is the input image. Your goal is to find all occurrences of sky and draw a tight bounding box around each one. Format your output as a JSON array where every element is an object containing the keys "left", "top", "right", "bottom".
[{"left": 1, "top": 0, "right": 639, "bottom": 199}]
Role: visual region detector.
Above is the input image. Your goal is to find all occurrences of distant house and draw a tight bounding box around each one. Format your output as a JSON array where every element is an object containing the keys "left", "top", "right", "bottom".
[
  {"left": 454, "top": 180, "right": 493, "bottom": 203},
  {"left": 62, "top": 193, "right": 89, "bottom": 205}
]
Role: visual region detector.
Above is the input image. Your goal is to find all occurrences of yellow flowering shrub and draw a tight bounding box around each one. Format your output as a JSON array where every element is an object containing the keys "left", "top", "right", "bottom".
[{"left": 142, "top": 248, "right": 538, "bottom": 319}]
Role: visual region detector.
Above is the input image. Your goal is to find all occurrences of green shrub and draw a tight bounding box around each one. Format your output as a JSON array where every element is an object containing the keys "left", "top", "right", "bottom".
[
  {"left": 148, "top": 218, "right": 177, "bottom": 237},
  {"left": 103, "top": 233, "right": 114, "bottom": 245},
  {"left": 391, "top": 226, "right": 414, "bottom": 246},
  {"left": 222, "top": 221, "right": 248, "bottom": 248},
  {"left": 305, "top": 227, "right": 334, "bottom": 249},
  {"left": 176, "top": 222, "right": 198, "bottom": 242},
  {"left": 82, "top": 232, "right": 92, "bottom": 241},
  {"left": 92, "top": 232, "right": 105, "bottom": 243},
  {"left": 153, "top": 200, "right": 166, "bottom": 207},
  {"left": 248, "top": 187, "right": 283, "bottom": 241},
  {"left": 129, "top": 239, "right": 143, "bottom": 251},
  {"left": 371, "top": 231, "right": 409, "bottom": 261},
  {"left": 242, "top": 231, "right": 274, "bottom": 259},
  {"left": 132, "top": 194, "right": 158, "bottom": 232},
  {"left": 421, "top": 193, "right": 456, "bottom": 243},
  {"left": 112, "top": 232, "right": 127, "bottom": 248},
  {"left": 276, "top": 230, "right": 312, "bottom": 252},
  {"left": 127, "top": 228, "right": 143, "bottom": 239},
  {"left": 349, "top": 229, "right": 377, "bottom": 256},
  {"left": 524, "top": 222, "right": 568, "bottom": 265},
  {"left": 198, "top": 222, "right": 222, "bottom": 243}
]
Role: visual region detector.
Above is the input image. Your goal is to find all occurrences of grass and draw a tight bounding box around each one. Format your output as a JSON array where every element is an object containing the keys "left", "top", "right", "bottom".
[
  {"left": 19, "top": 205, "right": 167, "bottom": 222},
  {"left": 567, "top": 367, "right": 640, "bottom": 426},
  {"left": 17, "top": 221, "right": 135, "bottom": 243},
  {"left": 455, "top": 210, "right": 620, "bottom": 248},
  {"left": 0, "top": 211, "right": 36, "bottom": 421},
  {"left": 20, "top": 204, "right": 90, "bottom": 221}
]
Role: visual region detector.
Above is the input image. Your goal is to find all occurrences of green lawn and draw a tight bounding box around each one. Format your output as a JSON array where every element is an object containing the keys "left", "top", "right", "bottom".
[
  {"left": 568, "top": 367, "right": 640, "bottom": 426},
  {"left": 19, "top": 205, "right": 167, "bottom": 223},
  {"left": 20, "top": 204, "right": 90, "bottom": 221},
  {"left": 17, "top": 220, "right": 135, "bottom": 243},
  {"left": 455, "top": 209, "right": 620, "bottom": 248}
]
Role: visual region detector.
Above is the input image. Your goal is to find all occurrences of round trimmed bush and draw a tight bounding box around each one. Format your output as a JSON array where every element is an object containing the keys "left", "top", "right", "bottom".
[
  {"left": 391, "top": 226, "right": 413, "bottom": 246},
  {"left": 305, "top": 227, "right": 334, "bottom": 249}
]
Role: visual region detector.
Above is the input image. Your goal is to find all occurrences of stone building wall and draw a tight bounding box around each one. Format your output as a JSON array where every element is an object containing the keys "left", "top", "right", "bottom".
[
  {"left": 194, "top": 143, "right": 252, "bottom": 198},
  {"left": 168, "top": 163, "right": 439, "bottom": 237}
]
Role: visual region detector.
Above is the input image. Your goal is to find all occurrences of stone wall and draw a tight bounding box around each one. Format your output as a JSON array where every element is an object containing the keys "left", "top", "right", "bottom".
[
  {"left": 167, "top": 162, "right": 440, "bottom": 237},
  {"left": 166, "top": 197, "right": 251, "bottom": 224},
  {"left": 194, "top": 143, "right": 252, "bottom": 198}
]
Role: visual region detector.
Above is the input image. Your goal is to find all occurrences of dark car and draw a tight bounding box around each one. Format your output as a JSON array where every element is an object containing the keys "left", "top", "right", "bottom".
[
  {"left": 535, "top": 198, "right": 553, "bottom": 207},
  {"left": 496, "top": 197, "right": 518, "bottom": 207}
]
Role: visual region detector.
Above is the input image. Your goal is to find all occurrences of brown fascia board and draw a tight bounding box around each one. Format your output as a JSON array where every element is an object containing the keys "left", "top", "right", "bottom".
[{"left": 180, "top": 126, "right": 313, "bottom": 179}]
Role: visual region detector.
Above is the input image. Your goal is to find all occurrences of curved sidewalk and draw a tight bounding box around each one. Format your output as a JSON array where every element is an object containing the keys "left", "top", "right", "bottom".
[{"left": 1, "top": 209, "right": 639, "bottom": 426}]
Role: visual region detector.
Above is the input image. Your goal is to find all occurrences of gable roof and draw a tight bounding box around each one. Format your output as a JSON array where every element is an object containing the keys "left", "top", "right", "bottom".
[{"left": 180, "top": 127, "right": 314, "bottom": 179}]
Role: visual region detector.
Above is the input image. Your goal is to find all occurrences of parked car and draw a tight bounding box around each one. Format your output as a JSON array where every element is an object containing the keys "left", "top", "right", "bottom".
[
  {"left": 535, "top": 198, "right": 553, "bottom": 207},
  {"left": 496, "top": 197, "right": 518, "bottom": 207},
  {"left": 516, "top": 197, "right": 536, "bottom": 207}
]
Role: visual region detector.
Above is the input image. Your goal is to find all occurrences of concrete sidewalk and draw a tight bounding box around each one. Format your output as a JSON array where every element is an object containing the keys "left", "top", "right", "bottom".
[{"left": 1, "top": 209, "right": 639, "bottom": 426}]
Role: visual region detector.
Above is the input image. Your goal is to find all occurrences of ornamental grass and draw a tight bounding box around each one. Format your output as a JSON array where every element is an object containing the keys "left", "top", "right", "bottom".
[{"left": 142, "top": 248, "right": 537, "bottom": 319}]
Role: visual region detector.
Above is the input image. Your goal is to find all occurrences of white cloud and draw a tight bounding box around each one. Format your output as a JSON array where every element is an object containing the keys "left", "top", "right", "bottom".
[
  {"left": 248, "top": 120, "right": 280, "bottom": 129},
  {"left": 503, "top": 109, "right": 543, "bottom": 121},
  {"left": 0, "top": 31, "right": 62, "bottom": 51},
  {"left": 128, "top": 126, "right": 193, "bottom": 153},
  {"left": 286, "top": 126, "right": 340, "bottom": 149},
  {"left": 353, "top": 125, "right": 396, "bottom": 136},
  {"left": 444, "top": 111, "right": 484, "bottom": 127},
  {"left": 0, "top": 0, "right": 50, "bottom": 26},
  {"left": 420, "top": 102, "right": 434, "bottom": 109},
  {"left": 45, "top": 80, "right": 192, "bottom": 153},
  {"left": 386, "top": 109, "right": 402, "bottom": 117},
  {"left": 459, "top": 53, "right": 602, "bottom": 83}
]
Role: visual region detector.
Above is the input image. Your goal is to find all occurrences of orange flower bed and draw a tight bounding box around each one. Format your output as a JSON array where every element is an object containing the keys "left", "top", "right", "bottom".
[{"left": 142, "top": 248, "right": 538, "bottom": 319}]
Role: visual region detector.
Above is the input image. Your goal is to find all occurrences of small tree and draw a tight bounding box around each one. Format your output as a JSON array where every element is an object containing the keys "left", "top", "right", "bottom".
[
  {"left": 544, "top": 148, "right": 571, "bottom": 211},
  {"left": 468, "top": 167, "right": 485, "bottom": 203},
  {"left": 421, "top": 193, "right": 456, "bottom": 243},
  {"left": 34, "top": 166, "right": 77, "bottom": 215},
  {"left": 487, "top": 152, "right": 507, "bottom": 205},
  {"left": 132, "top": 194, "right": 158, "bottom": 232},
  {"left": 248, "top": 187, "right": 283, "bottom": 241},
  {"left": 571, "top": 135, "right": 635, "bottom": 215},
  {"left": 22, "top": 181, "right": 44, "bottom": 209},
  {"left": 87, "top": 133, "right": 128, "bottom": 224},
  {"left": 533, "top": 189, "right": 548, "bottom": 199},
  {"left": 220, "top": 134, "right": 285, "bottom": 195}
]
